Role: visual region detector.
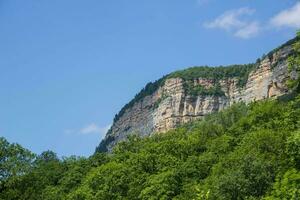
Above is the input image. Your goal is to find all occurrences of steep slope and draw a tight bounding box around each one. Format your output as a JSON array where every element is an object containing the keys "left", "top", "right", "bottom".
[{"left": 97, "top": 37, "right": 298, "bottom": 152}]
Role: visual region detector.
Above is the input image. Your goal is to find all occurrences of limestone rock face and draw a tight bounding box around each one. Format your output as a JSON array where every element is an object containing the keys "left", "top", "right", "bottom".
[{"left": 99, "top": 43, "right": 295, "bottom": 152}]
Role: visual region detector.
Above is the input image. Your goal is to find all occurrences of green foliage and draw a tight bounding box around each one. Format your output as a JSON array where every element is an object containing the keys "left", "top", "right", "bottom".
[
  {"left": 85, "top": 161, "right": 131, "bottom": 199},
  {"left": 168, "top": 64, "right": 256, "bottom": 88},
  {"left": 264, "top": 168, "right": 300, "bottom": 200},
  {"left": 166, "top": 64, "right": 257, "bottom": 97},
  {"left": 2, "top": 93, "right": 300, "bottom": 199},
  {"left": 0, "top": 137, "right": 35, "bottom": 183},
  {"left": 139, "top": 169, "right": 181, "bottom": 200},
  {"left": 287, "top": 31, "right": 300, "bottom": 91},
  {"left": 66, "top": 185, "right": 94, "bottom": 200},
  {"left": 286, "top": 131, "right": 300, "bottom": 168}
]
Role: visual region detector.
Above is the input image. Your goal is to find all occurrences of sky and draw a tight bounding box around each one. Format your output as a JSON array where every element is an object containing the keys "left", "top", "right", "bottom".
[{"left": 0, "top": 0, "right": 299, "bottom": 157}]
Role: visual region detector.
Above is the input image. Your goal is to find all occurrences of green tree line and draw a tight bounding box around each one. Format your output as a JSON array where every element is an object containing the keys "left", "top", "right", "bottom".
[{"left": 1, "top": 94, "right": 300, "bottom": 199}]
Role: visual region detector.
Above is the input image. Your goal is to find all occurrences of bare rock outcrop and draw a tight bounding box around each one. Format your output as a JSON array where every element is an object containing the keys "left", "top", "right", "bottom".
[{"left": 97, "top": 41, "right": 296, "bottom": 152}]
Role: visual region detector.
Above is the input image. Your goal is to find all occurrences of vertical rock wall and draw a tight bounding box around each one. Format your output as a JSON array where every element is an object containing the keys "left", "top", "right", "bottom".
[{"left": 99, "top": 44, "right": 294, "bottom": 152}]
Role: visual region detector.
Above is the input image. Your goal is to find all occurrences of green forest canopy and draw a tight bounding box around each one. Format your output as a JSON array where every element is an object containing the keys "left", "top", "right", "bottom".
[{"left": 1, "top": 93, "right": 300, "bottom": 199}]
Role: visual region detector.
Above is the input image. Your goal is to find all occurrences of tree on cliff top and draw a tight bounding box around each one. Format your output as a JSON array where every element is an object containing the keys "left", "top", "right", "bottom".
[{"left": 288, "top": 31, "right": 300, "bottom": 91}]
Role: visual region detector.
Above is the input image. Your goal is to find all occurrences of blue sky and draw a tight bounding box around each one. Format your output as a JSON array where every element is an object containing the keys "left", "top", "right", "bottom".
[{"left": 0, "top": 0, "right": 299, "bottom": 157}]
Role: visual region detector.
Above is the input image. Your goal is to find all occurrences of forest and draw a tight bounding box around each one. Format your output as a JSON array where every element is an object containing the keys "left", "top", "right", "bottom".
[{"left": 1, "top": 93, "right": 300, "bottom": 200}]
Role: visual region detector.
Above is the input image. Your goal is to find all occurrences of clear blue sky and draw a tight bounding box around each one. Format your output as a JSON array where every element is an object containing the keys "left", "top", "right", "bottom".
[{"left": 0, "top": 0, "right": 299, "bottom": 157}]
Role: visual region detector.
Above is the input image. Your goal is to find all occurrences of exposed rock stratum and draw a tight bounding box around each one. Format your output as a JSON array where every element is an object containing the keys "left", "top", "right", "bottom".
[{"left": 96, "top": 38, "right": 298, "bottom": 152}]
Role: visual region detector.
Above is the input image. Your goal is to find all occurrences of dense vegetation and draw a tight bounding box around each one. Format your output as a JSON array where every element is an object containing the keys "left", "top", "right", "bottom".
[
  {"left": 1, "top": 93, "right": 300, "bottom": 199},
  {"left": 172, "top": 64, "right": 257, "bottom": 97},
  {"left": 288, "top": 31, "right": 300, "bottom": 92},
  {"left": 168, "top": 64, "right": 256, "bottom": 87}
]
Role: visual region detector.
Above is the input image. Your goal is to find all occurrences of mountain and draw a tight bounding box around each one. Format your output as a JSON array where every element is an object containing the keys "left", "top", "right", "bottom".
[
  {"left": 1, "top": 35, "right": 300, "bottom": 200},
  {"left": 97, "top": 37, "right": 299, "bottom": 152}
]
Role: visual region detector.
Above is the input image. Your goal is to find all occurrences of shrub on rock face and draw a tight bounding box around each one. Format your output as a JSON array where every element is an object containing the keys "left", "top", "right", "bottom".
[{"left": 287, "top": 31, "right": 300, "bottom": 91}]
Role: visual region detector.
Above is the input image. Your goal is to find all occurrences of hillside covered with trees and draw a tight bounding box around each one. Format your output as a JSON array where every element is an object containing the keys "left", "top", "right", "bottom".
[{"left": 1, "top": 92, "right": 300, "bottom": 200}]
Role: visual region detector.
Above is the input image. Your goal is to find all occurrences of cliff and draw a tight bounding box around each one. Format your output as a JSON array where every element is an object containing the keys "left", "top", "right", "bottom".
[{"left": 96, "top": 38, "right": 298, "bottom": 152}]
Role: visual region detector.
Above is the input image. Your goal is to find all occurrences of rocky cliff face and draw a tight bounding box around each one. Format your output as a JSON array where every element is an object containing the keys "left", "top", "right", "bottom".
[{"left": 97, "top": 40, "right": 296, "bottom": 152}]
